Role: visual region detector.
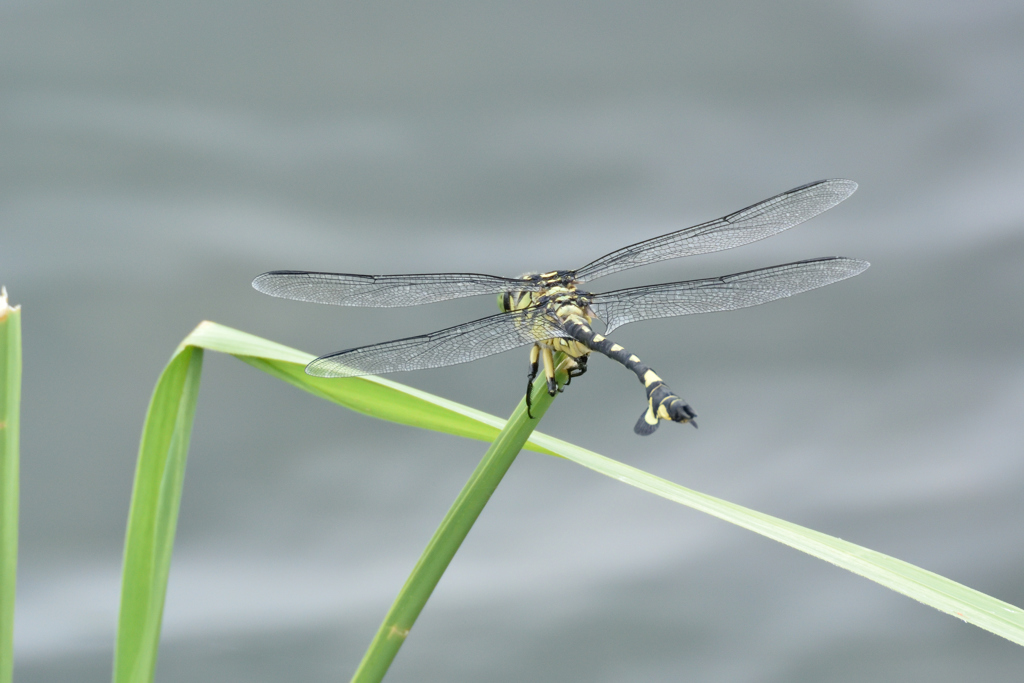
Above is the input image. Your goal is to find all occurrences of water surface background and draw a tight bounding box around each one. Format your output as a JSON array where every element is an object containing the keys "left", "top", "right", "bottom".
[{"left": 3, "top": 1, "right": 1024, "bottom": 681}]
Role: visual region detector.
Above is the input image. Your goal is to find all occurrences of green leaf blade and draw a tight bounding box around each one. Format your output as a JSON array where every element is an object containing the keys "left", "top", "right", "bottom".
[
  {"left": 193, "top": 321, "right": 1024, "bottom": 646},
  {"left": 113, "top": 320, "right": 1024, "bottom": 683},
  {"left": 351, "top": 377, "right": 559, "bottom": 683},
  {"left": 0, "top": 289, "right": 22, "bottom": 683},
  {"left": 190, "top": 321, "right": 555, "bottom": 454},
  {"left": 113, "top": 347, "right": 203, "bottom": 683},
  {"left": 527, "top": 434, "right": 1024, "bottom": 645}
]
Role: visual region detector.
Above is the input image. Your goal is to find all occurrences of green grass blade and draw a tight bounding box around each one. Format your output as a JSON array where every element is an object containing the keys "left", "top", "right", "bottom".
[
  {"left": 527, "top": 434, "right": 1024, "bottom": 646},
  {"left": 351, "top": 375, "right": 559, "bottom": 683},
  {"left": 111, "top": 321, "right": 559, "bottom": 683},
  {"left": 184, "top": 321, "right": 557, "bottom": 455},
  {"left": 114, "top": 319, "right": 1024, "bottom": 682},
  {"left": 186, "top": 322, "right": 1022, "bottom": 647},
  {"left": 0, "top": 289, "right": 22, "bottom": 683},
  {"left": 113, "top": 346, "right": 203, "bottom": 683}
]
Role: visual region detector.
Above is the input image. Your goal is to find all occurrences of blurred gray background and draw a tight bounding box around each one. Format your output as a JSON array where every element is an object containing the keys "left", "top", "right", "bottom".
[{"left": 3, "top": 1, "right": 1024, "bottom": 681}]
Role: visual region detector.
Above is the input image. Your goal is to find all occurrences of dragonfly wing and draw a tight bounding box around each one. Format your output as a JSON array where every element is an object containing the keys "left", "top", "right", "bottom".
[
  {"left": 574, "top": 179, "right": 858, "bottom": 282},
  {"left": 253, "top": 271, "right": 536, "bottom": 307},
  {"left": 591, "top": 257, "right": 869, "bottom": 334},
  {"left": 306, "top": 308, "right": 571, "bottom": 377}
]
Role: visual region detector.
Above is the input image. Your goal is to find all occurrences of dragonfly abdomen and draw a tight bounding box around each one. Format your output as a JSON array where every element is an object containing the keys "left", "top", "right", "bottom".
[{"left": 560, "top": 315, "right": 697, "bottom": 435}]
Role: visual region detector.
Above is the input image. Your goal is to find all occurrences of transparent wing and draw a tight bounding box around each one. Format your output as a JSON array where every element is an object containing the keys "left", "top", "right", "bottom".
[
  {"left": 590, "top": 257, "right": 870, "bottom": 334},
  {"left": 306, "top": 308, "right": 571, "bottom": 377},
  {"left": 573, "top": 179, "right": 858, "bottom": 283},
  {"left": 253, "top": 271, "right": 537, "bottom": 308}
]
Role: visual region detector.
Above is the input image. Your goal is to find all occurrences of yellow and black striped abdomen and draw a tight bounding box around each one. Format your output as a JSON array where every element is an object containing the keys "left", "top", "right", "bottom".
[{"left": 558, "top": 314, "right": 697, "bottom": 434}]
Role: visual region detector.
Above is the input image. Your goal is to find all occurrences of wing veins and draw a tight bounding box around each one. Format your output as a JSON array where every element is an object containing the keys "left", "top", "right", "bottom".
[
  {"left": 305, "top": 307, "right": 570, "bottom": 377},
  {"left": 591, "top": 257, "right": 870, "bottom": 333},
  {"left": 573, "top": 179, "right": 858, "bottom": 282},
  {"left": 252, "top": 270, "right": 537, "bottom": 307}
]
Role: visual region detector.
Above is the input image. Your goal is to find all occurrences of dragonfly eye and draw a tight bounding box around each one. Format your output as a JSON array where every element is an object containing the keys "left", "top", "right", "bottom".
[{"left": 498, "top": 290, "right": 534, "bottom": 313}]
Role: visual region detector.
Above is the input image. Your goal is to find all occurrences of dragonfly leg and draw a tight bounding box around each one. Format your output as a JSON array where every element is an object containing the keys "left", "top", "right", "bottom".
[
  {"left": 560, "top": 354, "right": 588, "bottom": 386},
  {"left": 553, "top": 356, "right": 574, "bottom": 393},
  {"left": 526, "top": 344, "right": 541, "bottom": 419},
  {"left": 562, "top": 318, "right": 696, "bottom": 435},
  {"left": 541, "top": 347, "right": 558, "bottom": 396}
]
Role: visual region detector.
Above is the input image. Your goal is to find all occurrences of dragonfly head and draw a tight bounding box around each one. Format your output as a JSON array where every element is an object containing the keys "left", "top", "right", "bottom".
[{"left": 498, "top": 289, "right": 537, "bottom": 313}]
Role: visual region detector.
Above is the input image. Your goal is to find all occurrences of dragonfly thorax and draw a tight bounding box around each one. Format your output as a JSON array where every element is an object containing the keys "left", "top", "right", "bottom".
[
  {"left": 534, "top": 286, "right": 598, "bottom": 360},
  {"left": 538, "top": 287, "right": 592, "bottom": 319},
  {"left": 498, "top": 281, "right": 595, "bottom": 360},
  {"left": 498, "top": 270, "right": 580, "bottom": 314}
]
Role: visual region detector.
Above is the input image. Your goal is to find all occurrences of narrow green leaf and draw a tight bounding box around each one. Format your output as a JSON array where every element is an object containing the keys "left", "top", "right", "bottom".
[
  {"left": 113, "top": 346, "right": 203, "bottom": 683},
  {"left": 351, "top": 369, "right": 561, "bottom": 683},
  {"left": 185, "top": 322, "right": 1024, "bottom": 647},
  {"left": 0, "top": 289, "right": 22, "bottom": 683},
  {"left": 114, "top": 319, "right": 1024, "bottom": 683},
  {"left": 185, "top": 321, "right": 557, "bottom": 455},
  {"left": 526, "top": 435, "right": 1024, "bottom": 646}
]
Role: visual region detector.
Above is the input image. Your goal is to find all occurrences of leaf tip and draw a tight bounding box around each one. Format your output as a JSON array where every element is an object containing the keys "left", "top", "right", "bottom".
[{"left": 0, "top": 286, "right": 20, "bottom": 320}]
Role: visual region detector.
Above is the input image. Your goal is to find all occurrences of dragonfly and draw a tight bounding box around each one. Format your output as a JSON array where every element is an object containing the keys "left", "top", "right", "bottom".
[{"left": 253, "top": 179, "right": 868, "bottom": 435}]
